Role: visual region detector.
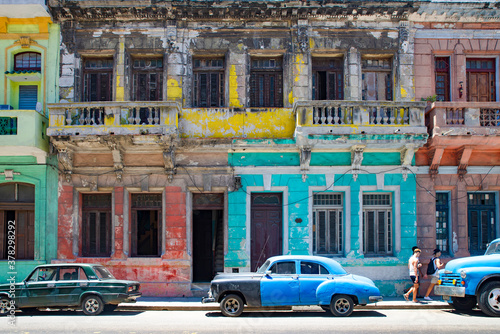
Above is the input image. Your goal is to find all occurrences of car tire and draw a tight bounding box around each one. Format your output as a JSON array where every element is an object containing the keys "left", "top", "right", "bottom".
[
  {"left": 330, "top": 295, "right": 354, "bottom": 317},
  {"left": 220, "top": 294, "right": 244, "bottom": 317},
  {"left": 103, "top": 304, "right": 118, "bottom": 313},
  {"left": 451, "top": 296, "right": 477, "bottom": 312},
  {"left": 478, "top": 282, "right": 500, "bottom": 317},
  {"left": 82, "top": 295, "right": 104, "bottom": 316},
  {"left": 0, "top": 297, "right": 10, "bottom": 316}
]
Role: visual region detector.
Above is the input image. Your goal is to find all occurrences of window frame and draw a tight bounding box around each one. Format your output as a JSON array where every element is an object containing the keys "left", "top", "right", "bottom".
[
  {"left": 130, "top": 193, "right": 162, "bottom": 257},
  {"left": 435, "top": 57, "right": 451, "bottom": 102},
  {"left": 82, "top": 57, "right": 113, "bottom": 102},
  {"left": 131, "top": 57, "right": 164, "bottom": 102},
  {"left": 14, "top": 52, "right": 41, "bottom": 71},
  {"left": 362, "top": 193, "right": 393, "bottom": 256},
  {"left": 81, "top": 194, "right": 112, "bottom": 257},
  {"left": 435, "top": 191, "right": 451, "bottom": 255},
  {"left": 312, "top": 58, "right": 344, "bottom": 101},
  {"left": 250, "top": 57, "right": 283, "bottom": 108},
  {"left": 312, "top": 193, "right": 343, "bottom": 256},
  {"left": 362, "top": 57, "right": 393, "bottom": 101},
  {"left": 192, "top": 57, "right": 225, "bottom": 107}
]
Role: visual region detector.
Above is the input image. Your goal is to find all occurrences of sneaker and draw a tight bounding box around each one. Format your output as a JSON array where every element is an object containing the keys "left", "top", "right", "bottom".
[{"left": 424, "top": 296, "right": 433, "bottom": 301}]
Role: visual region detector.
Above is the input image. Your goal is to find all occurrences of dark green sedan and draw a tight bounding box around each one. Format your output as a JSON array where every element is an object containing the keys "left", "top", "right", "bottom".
[{"left": 0, "top": 264, "right": 141, "bottom": 316}]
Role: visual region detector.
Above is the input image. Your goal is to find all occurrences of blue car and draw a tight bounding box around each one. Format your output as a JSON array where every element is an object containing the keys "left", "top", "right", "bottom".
[{"left": 202, "top": 255, "right": 382, "bottom": 317}]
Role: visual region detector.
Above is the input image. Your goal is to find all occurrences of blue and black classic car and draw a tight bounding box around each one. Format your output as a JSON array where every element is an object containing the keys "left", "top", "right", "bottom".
[
  {"left": 434, "top": 238, "right": 500, "bottom": 316},
  {"left": 202, "top": 255, "right": 382, "bottom": 317},
  {"left": 0, "top": 263, "right": 141, "bottom": 316}
]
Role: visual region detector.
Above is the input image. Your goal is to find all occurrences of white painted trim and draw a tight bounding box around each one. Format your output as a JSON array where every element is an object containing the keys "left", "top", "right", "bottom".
[
  {"left": 234, "top": 166, "right": 416, "bottom": 175},
  {"left": 245, "top": 186, "right": 289, "bottom": 270},
  {"left": 416, "top": 30, "right": 500, "bottom": 40},
  {"left": 309, "top": 186, "right": 351, "bottom": 256},
  {"left": 359, "top": 186, "right": 401, "bottom": 256}
]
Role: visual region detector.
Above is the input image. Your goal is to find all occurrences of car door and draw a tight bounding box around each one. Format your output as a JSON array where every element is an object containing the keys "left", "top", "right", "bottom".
[
  {"left": 260, "top": 261, "right": 300, "bottom": 306},
  {"left": 298, "top": 261, "right": 331, "bottom": 305},
  {"left": 24, "top": 267, "right": 58, "bottom": 307},
  {"left": 54, "top": 267, "right": 88, "bottom": 306}
]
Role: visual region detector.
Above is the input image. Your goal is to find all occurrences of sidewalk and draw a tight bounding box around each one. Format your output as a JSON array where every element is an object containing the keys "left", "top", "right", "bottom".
[{"left": 117, "top": 297, "right": 452, "bottom": 312}]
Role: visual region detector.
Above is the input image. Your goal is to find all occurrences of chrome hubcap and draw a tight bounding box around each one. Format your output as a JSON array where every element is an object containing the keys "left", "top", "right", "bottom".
[
  {"left": 487, "top": 288, "right": 500, "bottom": 311},
  {"left": 334, "top": 298, "right": 351, "bottom": 314},
  {"left": 85, "top": 298, "right": 100, "bottom": 313},
  {"left": 0, "top": 299, "right": 9, "bottom": 314},
  {"left": 223, "top": 298, "right": 240, "bottom": 314}
]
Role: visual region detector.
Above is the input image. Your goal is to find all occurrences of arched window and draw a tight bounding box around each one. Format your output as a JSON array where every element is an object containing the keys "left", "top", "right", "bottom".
[{"left": 14, "top": 52, "right": 41, "bottom": 71}]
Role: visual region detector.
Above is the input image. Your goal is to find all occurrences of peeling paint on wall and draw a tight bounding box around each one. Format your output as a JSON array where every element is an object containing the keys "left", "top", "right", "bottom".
[{"left": 229, "top": 65, "right": 242, "bottom": 108}]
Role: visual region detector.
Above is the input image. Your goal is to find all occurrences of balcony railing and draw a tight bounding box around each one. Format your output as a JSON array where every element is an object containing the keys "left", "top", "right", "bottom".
[
  {"left": 293, "top": 100, "right": 426, "bottom": 134},
  {"left": 47, "top": 101, "right": 180, "bottom": 137},
  {"left": 426, "top": 102, "right": 500, "bottom": 136}
]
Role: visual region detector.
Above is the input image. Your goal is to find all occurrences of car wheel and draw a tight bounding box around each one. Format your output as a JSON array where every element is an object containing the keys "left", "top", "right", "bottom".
[
  {"left": 103, "top": 304, "right": 118, "bottom": 313},
  {"left": 478, "top": 282, "right": 500, "bottom": 317},
  {"left": 82, "top": 295, "right": 104, "bottom": 316},
  {"left": 330, "top": 295, "right": 354, "bottom": 317},
  {"left": 220, "top": 294, "right": 244, "bottom": 317},
  {"left": 0, "top": 297, "right": 10, "bottom": 316},
  {"left": 451, "top": 296, "right": 477, "bottom": 312}
]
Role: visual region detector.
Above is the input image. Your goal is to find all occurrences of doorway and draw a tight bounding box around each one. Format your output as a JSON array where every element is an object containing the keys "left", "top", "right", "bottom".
[{"left": 251, "top": 193, "right": 283, "bottom": 272}]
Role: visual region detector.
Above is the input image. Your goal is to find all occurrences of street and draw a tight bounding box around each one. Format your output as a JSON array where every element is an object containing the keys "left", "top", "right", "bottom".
[{"left": 1, "top": 308, "right": 498, "bottom": 334}]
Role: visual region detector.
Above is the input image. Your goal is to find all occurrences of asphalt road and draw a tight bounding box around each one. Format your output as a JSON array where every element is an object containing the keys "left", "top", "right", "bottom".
[{"left": 2, "top": 309, "right": 498, "bottom": 334}]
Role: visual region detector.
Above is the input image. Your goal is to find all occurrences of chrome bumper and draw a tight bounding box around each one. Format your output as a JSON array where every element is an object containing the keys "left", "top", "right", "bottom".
[
  {"left": 369, "top": 296, "right": 383, "bottom": 302},
  {"left": 434, "top": 285, "right": 465, "bottom": 298}
]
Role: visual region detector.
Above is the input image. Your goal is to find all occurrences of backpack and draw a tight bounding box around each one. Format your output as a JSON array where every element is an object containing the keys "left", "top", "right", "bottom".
[{"left": 426, "top": 257, "right": 435, "bottom": 275}]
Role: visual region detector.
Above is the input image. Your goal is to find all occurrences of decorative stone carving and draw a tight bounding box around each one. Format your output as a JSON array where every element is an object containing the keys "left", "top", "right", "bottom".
[
  {"left": 163, "top": 148, "right": 176, "bottom": 183},
  {"left": 297, "top": 25, "right": 309, "bottom": 53},
  {"left": 351, "top": 145, "right": 365, "bottom": 181}
]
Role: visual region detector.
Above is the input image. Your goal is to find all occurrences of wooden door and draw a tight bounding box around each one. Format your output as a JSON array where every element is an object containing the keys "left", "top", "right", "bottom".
[
  {"left": 467, "top": 72, "right": 491, "bottom": 102},
  {"left": 251, "top": 193, "right": 283, "bottom": 272}
]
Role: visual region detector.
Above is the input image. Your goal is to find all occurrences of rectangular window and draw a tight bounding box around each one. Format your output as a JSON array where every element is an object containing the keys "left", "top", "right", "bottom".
[
  {"left": 83, "top": 58, "right": 113, "bottom": 102},
  {"left": 0, "top": 117, "right": 17, "bottom": 135},
  {"left": 363, "top": 194, "right": 392, "bottom": 256},
  {"left": 193, "top": 58, "right": 224, "bottom": 107},
  {"left": 82, "top": 194, "right": 112, "bottom": 257},
  {"left": 312, "top": 58, "right": 344, "bottom": 100},
  {"left": 466, "top": 58, "right": 496, "bottom": 102},
  {"left": 131, "top": 193, "right": 162, "bottom": 257},
  {"left": 435, "top": 192, "right": 450, "bottom": 254},
  {"left": 313, "top": 193, "right": 343, "bottom": 255},
  {"left": 250, "top": 57, "right": 283, "bottom": 107},
  {"left": 362, "top": 58, "right": 392, "bottom": 101},
  {"left": 468, "top": 193, "right": 496, "bottom": 255},
  {"left": 435, "top": 57, "right": 450, "bottom": 102},
  {"left": 132, "top": 58, "right": 163, "bottom": 101},
  {"left": 19, "top": 85, "right": 38, "bottom": 110}
]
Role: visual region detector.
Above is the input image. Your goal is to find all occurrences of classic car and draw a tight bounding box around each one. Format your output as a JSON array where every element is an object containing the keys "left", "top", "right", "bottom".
[
  {"left": 434, "top": 238, "right": 500, "bottom": 316},
  {"left": 0, "top": 263, "right": 141, "bottom": 316},
  {"left": 202, "top": 255, "right": 382, "bottom": 317}
]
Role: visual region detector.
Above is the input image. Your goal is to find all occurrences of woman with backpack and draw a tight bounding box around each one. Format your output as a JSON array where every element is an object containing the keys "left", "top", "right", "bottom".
[{"left": 424, "top": 248, "right": 444, "bottom": 301}]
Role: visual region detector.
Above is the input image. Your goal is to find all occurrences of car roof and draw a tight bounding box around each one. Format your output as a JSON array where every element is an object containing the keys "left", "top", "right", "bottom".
[
  {"left": 34, "top": 263, "right": 102, "bottom": 268},
  {"left": 264, "top": 255, "right": 346, "bottom": 273}
]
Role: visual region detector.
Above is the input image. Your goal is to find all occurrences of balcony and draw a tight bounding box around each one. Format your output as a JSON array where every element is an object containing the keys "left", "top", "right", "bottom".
[
  {"left": 293, "top": 100, "right": 428, "bottom": 148},
  {"left": 0, "top": 109, "right": 49, "bottom": 162},
  {"left": 47, "top": 101, "right": 180, "bottom": 137},
  {"left": 426, "top": 102, "right": 500, "bottom": 137}
]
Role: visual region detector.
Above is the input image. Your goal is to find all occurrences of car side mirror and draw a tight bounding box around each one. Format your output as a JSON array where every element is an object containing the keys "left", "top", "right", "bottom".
[{"left": 265, "top": 270, "right": 272, "bottom": 276}]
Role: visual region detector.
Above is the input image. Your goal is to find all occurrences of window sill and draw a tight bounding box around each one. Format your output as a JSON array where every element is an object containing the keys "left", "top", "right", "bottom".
[{"left": 6, "top": 71, "right": 41, "bottom": 82}]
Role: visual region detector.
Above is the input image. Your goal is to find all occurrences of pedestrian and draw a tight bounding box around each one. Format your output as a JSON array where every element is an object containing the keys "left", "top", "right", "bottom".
[
  {"left": 424, "top": 248, "right": 444, "bottom": 301},
  {"left": 404, "top": 248, "right": 422, "bottom": 302}
]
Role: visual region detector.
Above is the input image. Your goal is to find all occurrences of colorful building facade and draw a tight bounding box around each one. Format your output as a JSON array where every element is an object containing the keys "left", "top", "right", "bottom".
[
  {"left": 44, "top": 0, "right": 499, "bottom": 298},
  {"left": 0, "top": 0, "right": 59, "bottom": 281}
]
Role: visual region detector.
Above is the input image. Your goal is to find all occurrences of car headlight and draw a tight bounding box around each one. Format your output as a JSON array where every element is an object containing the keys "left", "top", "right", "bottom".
[{"left": 460, "top": 270, "right": 467, "bottom": 279}]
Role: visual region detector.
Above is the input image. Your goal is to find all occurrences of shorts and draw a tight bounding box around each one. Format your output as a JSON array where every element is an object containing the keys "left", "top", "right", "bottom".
[
  {"left": 410, "top": 275, "right": 418, "bottom": 283},
  {"left": 431, "top": 275, "right": 439, "bottom": 284}
]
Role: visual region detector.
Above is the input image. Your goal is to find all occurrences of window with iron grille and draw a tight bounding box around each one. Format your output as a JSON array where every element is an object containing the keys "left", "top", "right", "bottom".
[
  {"left": 83, "top": 58, "right": 113, "bottom": 102},
  {"left": 468, "top": 193, "right": 497, "bottom": 255},
  {"left": 312, "top": 58, "right": 344, "bottom": 100},
  {"left": 435, "top": 57, "right": 450, "bottom": 102},
  {"left": 435, "top": 192, "right": 450, "bottom": 254},
  {"left": 193, "top": 58, "right": 225, "bottom": 107},
  {"left": 131, "top": 193, "right": 162, "bottom": 257},
  {"left": 0, "top": 117, "right": 17, "bottom": 135},
  {"left": 14, "top": 52, "right": 41, "bottom": 71},
  {"left": 250, "top": 57, "right": 283, "bottom": 107},
  {"left": 313, "top": 193, "right": 343, "bottom": 255},
  {"left": 363, "top": 193, "right": 392, "bottom": 256},
  {"left": 466, "top": 59, "right": 496, "bottom": 102},
  {"left": 362, "top": 58, "right": 392, "bottom": 101},
  {"left": 82, "top": 194, "right": 112, "bottom": 257}
]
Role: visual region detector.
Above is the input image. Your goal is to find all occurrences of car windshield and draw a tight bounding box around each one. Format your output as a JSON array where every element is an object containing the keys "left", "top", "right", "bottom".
[
  {"left": 485, "top": 240, "right": 500, "bottom": 255},
  {"left": 93, "top": 266, "right": 115, "bottom": 280},
  {"left": 256, "top": 260, "right": 270, "bottom": 274}
]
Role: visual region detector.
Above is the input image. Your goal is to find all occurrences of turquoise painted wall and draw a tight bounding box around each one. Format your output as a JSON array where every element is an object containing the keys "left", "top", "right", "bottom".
[{"left": 0, "top": 156, "right": 59, "bottom": 282}]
